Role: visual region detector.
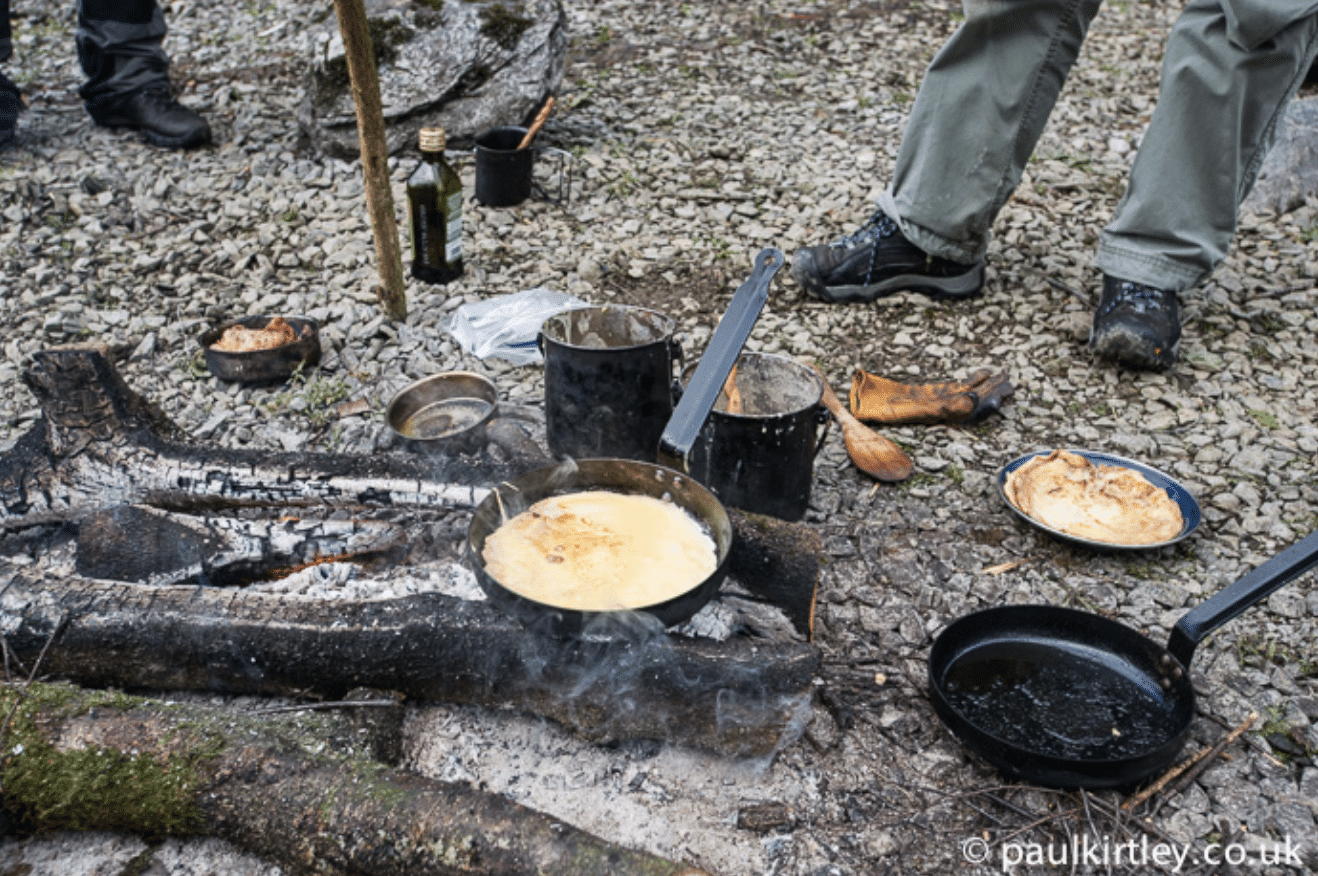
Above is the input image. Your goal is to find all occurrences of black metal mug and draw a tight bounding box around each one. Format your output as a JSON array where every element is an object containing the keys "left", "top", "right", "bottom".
[{"left": 474, "top": 126, "right": 572, "bottom": 207}]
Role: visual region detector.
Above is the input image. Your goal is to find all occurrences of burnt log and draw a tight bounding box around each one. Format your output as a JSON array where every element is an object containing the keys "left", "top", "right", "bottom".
[
  {"left": 0, "top": 682, "right": 711, "bottom": 876},
  {"left": 0, "top": 570, "right": 817, "bottom": 758},
  {"left": 0, "top": 347, "right": 519, "bottom": 530},
  {"left": 0, "top": 346, "right": 821, "bottom": 756}
]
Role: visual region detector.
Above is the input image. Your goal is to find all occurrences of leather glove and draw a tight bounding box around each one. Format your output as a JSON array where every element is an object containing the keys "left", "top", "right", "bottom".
[{"left": 848, "top": 368, "right": 1013, "bottom": 425}]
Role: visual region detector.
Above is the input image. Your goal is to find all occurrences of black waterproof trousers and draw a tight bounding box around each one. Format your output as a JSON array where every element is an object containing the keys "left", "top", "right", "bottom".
[{"left": 0, "top": 0, "right": 170, "bottom": 115}]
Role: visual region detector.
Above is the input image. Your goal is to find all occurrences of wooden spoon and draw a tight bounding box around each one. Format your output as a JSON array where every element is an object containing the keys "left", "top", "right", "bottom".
[
  {"left": 812, "top": 366, "right": 913, "bottom": 482},
  {"left": 721, "top": 363, "right": 743, "bottom": 414},
  {"left": 517, "top": 95, "right": 556, "bottom": 150}
]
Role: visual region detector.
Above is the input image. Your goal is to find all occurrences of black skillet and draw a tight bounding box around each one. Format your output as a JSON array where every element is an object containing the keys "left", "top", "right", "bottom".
[
  {"left": 928, "top": 529, "right": 1318, "bottom": 789},
  {"left": 200, "top": 315, "right": 321, "bottom": 384},
  {"left": 467, "top": 248, "right": 784, "bottom": 637}
]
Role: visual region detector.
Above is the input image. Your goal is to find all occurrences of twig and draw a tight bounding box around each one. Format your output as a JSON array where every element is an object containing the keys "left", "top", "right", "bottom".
[
  {"left": 982, "top": 559, "right": 1031, "bottom": 575},
  {"left": 0, "top": 612, "right": 69, "bottom": 749},
  {"left": 1200, "top": 708, "right": 1275, "bottom": 759},
  {"left": 991, "top": 808, "right": 1079, "bottom": 848},
  {"left": 1122, "top": 747, "right": 1212, "bottom": 810},
  {"left": 1063, "top": 815, "right": 1078, "bottom": 876},
  {"left": 963, "top": 798, "right": 1008, "bottom": 826},
  {"left": 1084, "top": 793, "right": 1182, "bottom": 847},
  {"left": 977, "top": 790, "right": 1041, "bottom": 821},
  {"left": 1046, "top": 276, "right": 1094, "bottom": 308},
  {"left": 1151, "top": 711, "right": 1257, "bottom": 816},
  {"left": 1079, "top": 789, "right": 1112, "bottom": 876},
  {"left": 249, "top": 699, "right": 402, "bottom": 716}
]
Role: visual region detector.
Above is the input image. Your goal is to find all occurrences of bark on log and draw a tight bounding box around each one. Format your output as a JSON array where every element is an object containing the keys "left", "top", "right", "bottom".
[
  {"left": 333, "top": 0, "right": 408, "bottom": 320},
  {"left": 0, "top": 682, "right": 710, "bottom": 876},
  {"left": 0, "top": 572, "right": 818, "bottom": 758},
  {"left": 726, "top": 509, "right": 819, "bottom": 639}
]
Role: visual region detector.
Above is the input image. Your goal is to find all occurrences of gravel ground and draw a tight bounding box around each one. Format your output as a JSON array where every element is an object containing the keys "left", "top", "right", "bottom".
[{"left": 2, "top": 1, "right": 1317, "bottom": 874}]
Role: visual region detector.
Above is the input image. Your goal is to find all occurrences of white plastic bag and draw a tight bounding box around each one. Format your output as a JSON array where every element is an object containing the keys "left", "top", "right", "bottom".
[{"left": 440, "top": 287, "right": 588, "bottom": 366}]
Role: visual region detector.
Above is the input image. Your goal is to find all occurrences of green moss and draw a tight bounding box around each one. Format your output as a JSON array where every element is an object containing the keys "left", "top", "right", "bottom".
[
  {"left": 116, "top": 848, "right": 157, "bottom": 876},
  {"left": 350, "top": 759, "right": 410, "bottom": 808},
  {"left": 1248, "top": 408, "right": 1279, "bottom": 430},
  {"left": 480, "top": 2, "right": 533, "bottom": 50},
  {"left": 312, "top": 14, "right": 417, "bottom": 109},
  {"left": 368, "top": 16, "right": 416, "bottom": 66},
  {"left": 0, "top": 685, "right": 215, "bottom": 837}
]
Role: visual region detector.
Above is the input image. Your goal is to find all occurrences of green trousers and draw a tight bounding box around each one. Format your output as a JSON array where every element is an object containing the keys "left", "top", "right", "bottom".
[{"left": 877, "top": 0, "right": 1318, "bottom": 291}]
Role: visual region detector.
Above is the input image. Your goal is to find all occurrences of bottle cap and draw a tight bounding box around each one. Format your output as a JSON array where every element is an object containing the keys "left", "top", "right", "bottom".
[{"left": 418, "top": 127, "right": 446, "bottom": 151}]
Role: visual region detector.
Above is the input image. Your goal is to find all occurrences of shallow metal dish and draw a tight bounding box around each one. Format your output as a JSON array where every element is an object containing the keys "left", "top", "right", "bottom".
[
  {"left": 385, "top": 372, "right": 499, "bottom": 451},
  {"left": 997, "top": 448, "right": 1201, "bottom": 550},
  {"left": 200, "top": 315, "right": 321, "bottom": 385}
]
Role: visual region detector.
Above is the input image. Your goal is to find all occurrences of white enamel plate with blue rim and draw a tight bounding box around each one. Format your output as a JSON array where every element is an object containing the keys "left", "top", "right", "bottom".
[{"left": 997, "top": 449, "right": 1202, "bottom": 550}]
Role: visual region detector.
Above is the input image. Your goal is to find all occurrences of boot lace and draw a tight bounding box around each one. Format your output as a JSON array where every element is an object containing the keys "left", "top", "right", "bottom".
[
  {"left": 830, "top": 209, "right": 900, "bottom": 251},
  {"left": 1098, "top": 281, "right": 1174, "bottom": 318}
]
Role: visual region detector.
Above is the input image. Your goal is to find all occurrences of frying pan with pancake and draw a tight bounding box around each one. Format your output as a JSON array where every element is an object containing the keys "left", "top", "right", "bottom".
[{"left": 997, "top": 449, "right": 1201, "bottom": 550}]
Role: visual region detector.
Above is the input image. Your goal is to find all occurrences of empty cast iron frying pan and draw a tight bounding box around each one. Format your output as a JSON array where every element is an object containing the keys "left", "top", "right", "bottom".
[{"left": 928, "top": 529, "right": 1318, "bottom": 789}]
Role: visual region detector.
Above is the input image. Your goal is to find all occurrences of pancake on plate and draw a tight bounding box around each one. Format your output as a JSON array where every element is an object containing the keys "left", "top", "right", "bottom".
[{"left": 1004, "top": 449, "right": 1183, "bottom": 545}]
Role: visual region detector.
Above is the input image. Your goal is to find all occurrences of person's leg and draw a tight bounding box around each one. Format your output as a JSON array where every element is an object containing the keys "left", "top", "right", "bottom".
[
  {"left": 792, "top": 0, "right": 1103, "bottom": 302},
  {"left": 1, "top": 0, "right": 20, "bottom": 148},
  {"left": 1, "top": 0, "right": 12, "bottom": 63},
  {"left": 1091, "top": 0, "right": 1318, "bottom": 368},
  {"left": 1096, "top": 0, "right": 1318, "bottom": 289},
  {"left": 77, "top": 0, "right": 210, "bottom": 148},
  {"left": 884, "top": 0, "right": 1103, "bottom": 263}
]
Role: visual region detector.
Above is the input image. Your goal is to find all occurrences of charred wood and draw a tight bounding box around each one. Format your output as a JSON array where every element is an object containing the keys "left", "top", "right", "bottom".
[
  {"left": 726, "top": 509, "right": 820, "bottom": 639},
  {"left": 0, "top": 347, "right": 526, "bottom": 530},
  {"left": 0, "top": 572, "right": 818, "bottom": 758}
]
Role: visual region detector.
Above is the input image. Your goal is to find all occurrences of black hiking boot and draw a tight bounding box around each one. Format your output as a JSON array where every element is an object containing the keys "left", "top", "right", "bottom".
[
  {"left": 1089, "top": 275, "right": 1181, "bottom": 370},
  {"left": 0, "top": 72, "right": 22, "bottom": 149},
  {"left": 791, "top": 208, "right": 985, "bottom": 303},
  {"left": 89, "top": 84, "right": 210, "bottom": 149}
]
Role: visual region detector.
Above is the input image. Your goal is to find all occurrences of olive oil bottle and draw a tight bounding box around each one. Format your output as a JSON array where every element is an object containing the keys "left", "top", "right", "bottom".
[{"left": 407, "top": 127, "right": 464, "bottom": 283}]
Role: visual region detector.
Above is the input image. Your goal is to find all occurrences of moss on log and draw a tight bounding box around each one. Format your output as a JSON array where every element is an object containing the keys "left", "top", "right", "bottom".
[{"left": 0, "top": 682, "right": 710, "bottom": 876}]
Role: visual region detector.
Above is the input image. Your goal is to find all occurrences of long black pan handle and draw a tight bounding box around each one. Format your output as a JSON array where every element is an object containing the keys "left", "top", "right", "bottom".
[
  {"left": 1168, "top": 529, "right": 1318, "bottom": 668},
  {"left": 657, "top": 247, "right": 783, "bottom": 471}
]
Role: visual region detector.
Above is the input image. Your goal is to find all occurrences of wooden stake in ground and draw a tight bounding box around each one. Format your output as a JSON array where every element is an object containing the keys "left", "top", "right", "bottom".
[
  {"left": 333, "top": 0, "right": 407, "bottom": 321},
  {"left": 0, "top": 682, "right": 710, "bottom": 876}
]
